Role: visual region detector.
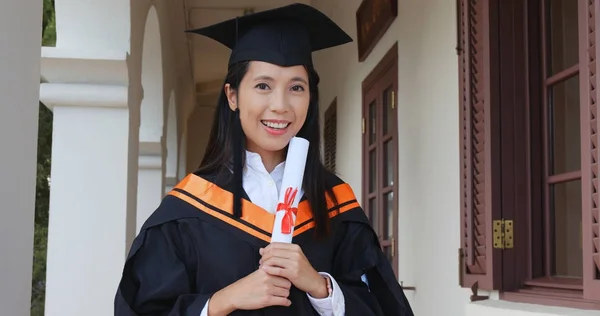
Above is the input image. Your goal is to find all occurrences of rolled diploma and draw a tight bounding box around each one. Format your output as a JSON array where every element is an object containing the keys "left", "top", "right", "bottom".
[{"left": 270, "top": 136, "right": 310, "bottom": 243}]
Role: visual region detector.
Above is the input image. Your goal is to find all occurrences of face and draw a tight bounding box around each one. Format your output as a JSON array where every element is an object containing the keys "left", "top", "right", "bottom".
[{"left": 225, "top": 61, "right": 310, "bottom": 156}]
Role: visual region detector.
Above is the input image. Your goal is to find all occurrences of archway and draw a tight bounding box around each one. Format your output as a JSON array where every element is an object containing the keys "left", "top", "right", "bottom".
[
  {"left": 136, "top": 5, "right": 164, "bottom": 233},
  {"left": 140, "top": 6, "right": 163, "bottom": 143}
]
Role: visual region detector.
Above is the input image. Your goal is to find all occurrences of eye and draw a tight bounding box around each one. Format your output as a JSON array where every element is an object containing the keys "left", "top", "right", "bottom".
[
  {"left": 291, "top": 85, "right": 305, "bottom": 92},
  {"left": 255, "top": 83, "right": 270, "bottom": 90}
]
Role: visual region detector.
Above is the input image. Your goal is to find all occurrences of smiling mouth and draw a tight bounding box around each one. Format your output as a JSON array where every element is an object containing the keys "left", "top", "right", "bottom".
[{"left": 261, "top": 120, "right": 291, "bottom": 129}]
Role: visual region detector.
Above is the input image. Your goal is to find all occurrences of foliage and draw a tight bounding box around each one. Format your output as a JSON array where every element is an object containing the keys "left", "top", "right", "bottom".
[
  {"left": 32, "top": 0, "right": 55, "bottom": 314},
  {"left": 42, "top": 0, "right": 56, "bottom": 48}
]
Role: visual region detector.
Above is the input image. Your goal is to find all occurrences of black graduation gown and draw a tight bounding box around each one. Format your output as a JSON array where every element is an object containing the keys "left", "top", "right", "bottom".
[{"left": 114, "top": 170, "right": 414, "bottom": 316}]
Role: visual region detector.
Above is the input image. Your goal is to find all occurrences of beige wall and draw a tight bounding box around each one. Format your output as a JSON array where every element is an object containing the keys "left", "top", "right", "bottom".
[
  {"left": 311, "top": 0, "right": 597, "bottom": 315},
  {"left": 312, "top": 0, "right": 465, "bottom": 314}
]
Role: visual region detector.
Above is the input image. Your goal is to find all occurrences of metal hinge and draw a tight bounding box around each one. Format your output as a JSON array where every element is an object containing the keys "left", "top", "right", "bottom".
[
  {"left": 362, "top": 118, "right": 365, "bottom": 134},
  {"left": 493, "top": 219, "right": 513, "bottom": 249},
  {"left": 391, "top": 237, "right": 395, "bottom": 258},
  {"left": 391, "top": 91, "right": 395, "bottom": 109}
]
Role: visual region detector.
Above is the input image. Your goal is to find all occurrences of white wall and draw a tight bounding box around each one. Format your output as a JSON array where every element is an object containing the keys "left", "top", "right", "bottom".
[
  {"left": 312, "top": 0, "right": 598, "bottom": 315},
  {"left": 0, "top": 1, "right": 42, "bottom": 315},
  {"left": 313, "top": 0, "right": 465, "bottom": 314}
]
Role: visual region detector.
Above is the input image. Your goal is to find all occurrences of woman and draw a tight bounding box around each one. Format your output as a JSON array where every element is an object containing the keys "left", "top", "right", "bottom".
[{"left": 115, "top": 3, "right": 414, "bottom": 316}]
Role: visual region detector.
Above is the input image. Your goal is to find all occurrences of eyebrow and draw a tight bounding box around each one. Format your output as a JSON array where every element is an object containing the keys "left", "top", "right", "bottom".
[
  {"left": 291, "top": 76, "right": 308, "bottom": 85},
  {"left": 253, "top": 75, "right": 308, "bottom": 85}
]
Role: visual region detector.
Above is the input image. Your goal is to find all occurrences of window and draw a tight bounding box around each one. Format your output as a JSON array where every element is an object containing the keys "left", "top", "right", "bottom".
[
  {"left": 528, "top": 0, "right": 582, "bottom": 287},
  {"left": 324, "top": 99, "right": 337, "bottom": 172},
  {"left": 362, "top": 43, "right": 399, "bottom": 276},
  {"left": 457, "top": 0, "right": 600, "bottom": 309}
]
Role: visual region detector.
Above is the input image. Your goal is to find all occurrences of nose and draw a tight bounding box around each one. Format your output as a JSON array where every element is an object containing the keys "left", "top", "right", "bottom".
[{"left": 268, "top": 87, "right": 289, "bottom": 113}]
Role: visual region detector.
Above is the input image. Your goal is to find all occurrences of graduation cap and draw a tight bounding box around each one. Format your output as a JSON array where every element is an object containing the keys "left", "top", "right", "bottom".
[
  {"left": 187, "top": 3, "right": 353, "bottom": 218},
  {"left": 187, "top": 3, "right": 353, "bottom": 67}
]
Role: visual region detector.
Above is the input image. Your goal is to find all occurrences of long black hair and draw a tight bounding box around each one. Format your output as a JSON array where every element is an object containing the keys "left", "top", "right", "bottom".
[{"left": 196, "top": 60, "right": 338, "bottom": 238}]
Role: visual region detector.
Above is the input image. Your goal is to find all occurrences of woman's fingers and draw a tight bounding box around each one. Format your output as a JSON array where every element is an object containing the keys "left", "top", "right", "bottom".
[
  {"left": 260, "top": 247, "right": 296, "bottom": 262},
  {"left": 261, "top": 256, "right": 289, "bottom": 268},
  {"left": 269, "top": 274, "right": 292, "bottom": 289},
  {"left": 268, "top": 283, "right": 291, "bottom": 297},
  {"left": 268, "top": 296, "right": 292, "bottom": 307}
]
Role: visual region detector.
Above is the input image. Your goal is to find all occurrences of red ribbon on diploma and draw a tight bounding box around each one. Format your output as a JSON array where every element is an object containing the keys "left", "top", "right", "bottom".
[{"left": 277, "top": 187, "right": 298, "bottom": 234}]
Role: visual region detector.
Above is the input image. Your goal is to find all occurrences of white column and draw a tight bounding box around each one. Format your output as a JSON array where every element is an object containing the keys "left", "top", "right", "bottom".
[
  {"left": 137, "top": 141, "right": 164, "bottom": 233},
  {"left": 0, "top": 1, "right": 42, "bottom": 315},
  {"left": 40, "top": 81, "right": 133, "bottom": 316}
]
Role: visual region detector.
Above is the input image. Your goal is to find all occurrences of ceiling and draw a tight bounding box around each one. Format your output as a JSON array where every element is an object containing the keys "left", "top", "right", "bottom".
[{"left": 182, "top": 0, "right": 312, "bottom": 106}]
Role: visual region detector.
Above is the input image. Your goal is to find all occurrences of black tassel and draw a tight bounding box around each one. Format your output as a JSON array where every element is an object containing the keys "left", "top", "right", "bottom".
[{"left": 232, "top": 107, "right": 243, "bottom": 218}]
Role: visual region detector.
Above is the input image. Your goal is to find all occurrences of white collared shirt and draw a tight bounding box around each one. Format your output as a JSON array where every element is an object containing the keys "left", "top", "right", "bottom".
[{"left": 200, "top": 151, "right": 345, "bottom": 315}]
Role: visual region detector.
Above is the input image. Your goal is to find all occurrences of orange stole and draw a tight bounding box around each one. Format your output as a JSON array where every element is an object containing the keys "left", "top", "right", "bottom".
[{"left": 167, "top": 174, "right": 360, "bottom": 242}]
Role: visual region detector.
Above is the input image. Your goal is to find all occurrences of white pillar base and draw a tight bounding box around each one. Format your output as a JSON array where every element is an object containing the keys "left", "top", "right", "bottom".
[
  {"left": 0, "top": 0, "right": 42, "bottom": 314},
  {"left": 137, "top": 141, "right": 164, "bottom": 233}
]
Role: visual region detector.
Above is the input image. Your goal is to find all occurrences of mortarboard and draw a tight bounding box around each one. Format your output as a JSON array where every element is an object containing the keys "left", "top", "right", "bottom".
[
  {"left": 187, "top": 3, "right": 353, "bottom": 218},
  {"left": 186, "top": 3, "right": 353, "bottom": 67}
]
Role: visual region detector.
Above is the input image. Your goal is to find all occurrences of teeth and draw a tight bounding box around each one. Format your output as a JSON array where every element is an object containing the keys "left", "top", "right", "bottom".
[{"left": 262, "top": 121, "right": 289, "bottom": 129}]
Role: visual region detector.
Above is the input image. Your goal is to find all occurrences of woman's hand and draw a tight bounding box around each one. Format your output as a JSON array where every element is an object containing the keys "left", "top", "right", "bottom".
[
  {"left": 208, "top": 268, "right": 292, "bottom": 316},
  {"left": 259, "top": 242, "right": 329, "bottom": 299}
]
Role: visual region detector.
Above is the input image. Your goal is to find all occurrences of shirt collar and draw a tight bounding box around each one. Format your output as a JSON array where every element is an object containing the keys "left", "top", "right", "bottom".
[{"left": 244, "top": 150, "right": 286, "bottom": 178}]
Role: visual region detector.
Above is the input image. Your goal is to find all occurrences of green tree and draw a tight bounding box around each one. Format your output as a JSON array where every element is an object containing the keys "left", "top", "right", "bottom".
[
  {"left": 31, "top": 0, "right": 56, "bottom": 314},
  {"left": 42, "top": 0, "right": 56, "bottom": 47}
]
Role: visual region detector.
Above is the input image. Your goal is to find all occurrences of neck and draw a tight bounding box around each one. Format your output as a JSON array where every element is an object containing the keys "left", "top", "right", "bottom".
[{"left": 247, "top": 148, "right": 285, "bottom": 173}]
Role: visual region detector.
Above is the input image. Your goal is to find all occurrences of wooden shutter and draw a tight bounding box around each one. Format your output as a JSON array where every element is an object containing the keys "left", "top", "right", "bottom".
[
  {"left": 579, "top": 0, "right": 600, "bottom": 301},
  {"left": 458, "top": 0, "right": 501, "bottom": 292},
  {"left": 324, "top": 99, "right": 337, "bottom": 172}
]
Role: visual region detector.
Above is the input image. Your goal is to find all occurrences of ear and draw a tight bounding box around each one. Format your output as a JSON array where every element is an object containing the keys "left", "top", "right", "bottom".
[{"left": 224, "top": 83, "right": 237, "bottom": 111}]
